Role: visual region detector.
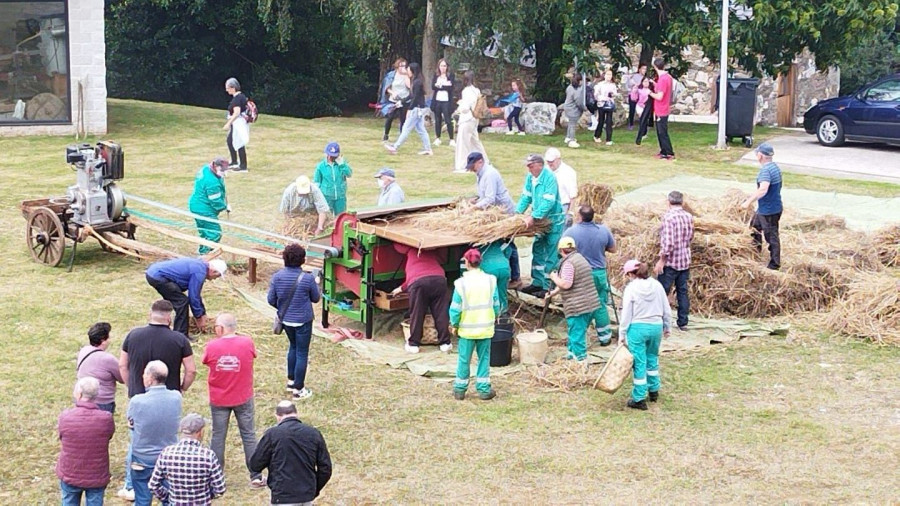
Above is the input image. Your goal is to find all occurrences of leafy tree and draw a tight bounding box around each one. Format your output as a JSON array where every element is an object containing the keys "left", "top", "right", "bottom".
[{"left": 838, "top": 14, "right": 900, "bottom": 94}]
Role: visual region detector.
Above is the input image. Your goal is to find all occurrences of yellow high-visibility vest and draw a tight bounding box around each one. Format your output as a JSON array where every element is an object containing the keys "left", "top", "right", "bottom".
[{"left": 454, "top": 270, "right": 496, "bottom": 339}]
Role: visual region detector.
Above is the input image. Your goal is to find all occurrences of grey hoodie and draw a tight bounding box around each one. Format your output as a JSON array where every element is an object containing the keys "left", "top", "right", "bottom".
[{"left": 619, "top": 277, "right": 672, "bottom": 340}]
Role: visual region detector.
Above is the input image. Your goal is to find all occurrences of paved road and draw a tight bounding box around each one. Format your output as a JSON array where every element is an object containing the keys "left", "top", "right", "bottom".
[{"left": 738, "top": 132, "right": 900, "bottom": 185}]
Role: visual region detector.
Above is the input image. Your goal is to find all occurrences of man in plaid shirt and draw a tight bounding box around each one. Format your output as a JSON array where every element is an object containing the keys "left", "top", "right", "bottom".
[
  {"left": 149, "top": 413, "right": 226, "bottom": 505},
  {"left": 654, "top": 191, "right": 694, "bottom": 330}
]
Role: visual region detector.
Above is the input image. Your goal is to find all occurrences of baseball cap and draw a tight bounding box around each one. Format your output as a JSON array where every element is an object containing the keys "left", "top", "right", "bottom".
[
  {"left": 463, "top": 248, "right": 482, "bottom": 265},
  {"left": 755, "top": 142, "right": 774, "bottom": 156},
  {"left": 544, "top": 147, "right": 561, "bottom": 163},
  {"left": 210, "top": 157, "right": 230, "bottom": 171},
  {"left": 557, "top": 236, "right": 576, "bottom": 250},
  {"left": 524, "top": 153, "right": 544, "bottom": 165},
  {"left": 374, "top": 167, "right": 396, "bottom": 178},
  {"left": 179, "top": 413, "right": 207, "bottom": 435},
  {"left": 623, "top": 259, "right": 642, "bottom": 274},
  {"left": 295, "top": 175, "right": 312, "bottom": 195},
  {"left": 208, "top": 259, "right": 227, "bottom": 278},
  {"left": 324, "top": 142, "right": 341, "bottom": 156},
  {"left": 465, "top": 152, "right": 484, "bottom": 170}
]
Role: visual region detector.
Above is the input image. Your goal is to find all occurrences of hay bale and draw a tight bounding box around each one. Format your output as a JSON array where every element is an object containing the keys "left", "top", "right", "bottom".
[
  {"left": 527, "top": 359, "right": 596, "bottom": 391},
  {"left": 391, "top": 203, "right": 549, "bottom": 245},
  {"left": 825, "top": 274, "right": 900, "bottom": 345},
  {"left": 873, "top": 225, "right": 900, "bottom": 268},
  {"left": 575, "top": 183, "right": 615, "bottom": 216}
]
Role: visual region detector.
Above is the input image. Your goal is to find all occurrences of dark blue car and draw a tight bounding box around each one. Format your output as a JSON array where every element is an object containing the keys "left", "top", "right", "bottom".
[{"left": 803, "top": 73, "right": 900, "bottom": 147}]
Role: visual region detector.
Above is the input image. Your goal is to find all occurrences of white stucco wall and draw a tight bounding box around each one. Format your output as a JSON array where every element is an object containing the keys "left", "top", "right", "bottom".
[{"left": 0, "top": 0, "right": 107, "bottom": 137}]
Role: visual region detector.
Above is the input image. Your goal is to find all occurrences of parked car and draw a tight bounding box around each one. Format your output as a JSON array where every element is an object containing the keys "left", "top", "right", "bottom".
[{"left": 803, "top": 73, "right": 900, "bottom": 147}]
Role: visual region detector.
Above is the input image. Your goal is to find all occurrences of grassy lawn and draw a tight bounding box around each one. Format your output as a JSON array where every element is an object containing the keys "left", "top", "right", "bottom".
[{"left": 0, "top": 99, "right": 898, "bottom": 503}]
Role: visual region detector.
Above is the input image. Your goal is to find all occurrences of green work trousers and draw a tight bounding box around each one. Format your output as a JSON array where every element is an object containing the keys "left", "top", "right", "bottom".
[
  {"left": 591, "top": 269, "right": 612, "bottom": 342},
  {"left": 531, "top": 224, "right": 563, "bottom": 290},
  {"left": 454, "top": 338, "right": 492, "bottom": 394},
  {"left": 627, "top": 322, "right": 663, "bottom": 402},
  {"left": 565, "top": 312, "right": 592, "bottom": 361},
  {"left": 325, "top": 196, "right": 347, "bottom": 215},
  {"left": 482, "top": 266, "right": 510, "bottom": 315},
  {"left": 194, "top": 214, "right": 221, "bottom": 254}
]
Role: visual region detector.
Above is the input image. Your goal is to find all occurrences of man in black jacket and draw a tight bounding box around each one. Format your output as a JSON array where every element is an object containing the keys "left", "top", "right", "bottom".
[{"left": 250, "top": 401, "right": 332, "bottom": 504}]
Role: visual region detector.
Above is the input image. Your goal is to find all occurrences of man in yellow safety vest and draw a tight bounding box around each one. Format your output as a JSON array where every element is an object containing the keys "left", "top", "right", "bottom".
[{"left": 449, "top": 249, "right": 500, "bottom": 401}]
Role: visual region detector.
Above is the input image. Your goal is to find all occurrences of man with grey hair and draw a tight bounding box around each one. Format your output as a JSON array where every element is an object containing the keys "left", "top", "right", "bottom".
[
  {"left": 516, "top": 153, "right": 565, "bottom": 298},
  {"left": 375, "top": 168, "right": 406, "bottom": 206},
  {"left": 741, "top": 142, "right": 783, "bottom": 270},
  {"left": 202, "top": 313, "right": 264, "bottom": 488},
  {"left": 654, "top": 190, "right": 694, "bottom": 331},
  {"left": 150, "top": 413, "right": 226, "bottom": 505},
  {"left": 57, "top": 377, "right": 115, "bottom": 505},
  {"left": 127, "top": 361, "right": 183, "bottom": 506},
  {"left": 251, "top": 401, "right": 332, "bottom": 505}
]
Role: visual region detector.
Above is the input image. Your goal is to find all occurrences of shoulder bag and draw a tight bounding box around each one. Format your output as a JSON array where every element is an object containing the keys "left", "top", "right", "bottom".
[{"left": 273, "top": 272, "right": 306, "bottom": 335}]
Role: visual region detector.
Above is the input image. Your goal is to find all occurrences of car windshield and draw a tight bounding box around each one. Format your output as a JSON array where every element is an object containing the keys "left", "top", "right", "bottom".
[{"left": 865, "top": 79, "right": 900, "bottom": 102}]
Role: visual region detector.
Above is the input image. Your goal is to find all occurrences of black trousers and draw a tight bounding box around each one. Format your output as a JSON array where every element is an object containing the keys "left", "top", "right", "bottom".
[
  {"left": 146, "top": 274, "right": 190, "bottom": 337},
  {"left": 751, "top": 212, "right": 782, "bottom": 270},
  {"left": 627, "top": 98, "right": 638, "bottom": 127},
  {"left": 656, "top": 115, "right": 675, "bottom": 157},
  {"left": 594, "top": 109, "right": 614, "bottom": 141},
  {"left": 433, "top": 100, "right": 454, "bottom": 139},
  {"left": 227, "top": 128, "right": 247, "bottom": 169},
  {"left": 408, "top": 275, "right": 451, "bottom": 346},
  {"left": 507, "top": 106, "right": 523, "bottom": 131},
  {"left": 635, "top": 103, "right": 654, "bottom": 144},
  {"left": 383, "top": 107, "right": 408, "bottom": 140}
]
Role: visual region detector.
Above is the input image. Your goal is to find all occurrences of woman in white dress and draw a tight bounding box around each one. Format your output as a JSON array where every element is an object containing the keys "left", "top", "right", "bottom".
[{"left": 453, "top": 70, "right": 489, "bottom": 173}]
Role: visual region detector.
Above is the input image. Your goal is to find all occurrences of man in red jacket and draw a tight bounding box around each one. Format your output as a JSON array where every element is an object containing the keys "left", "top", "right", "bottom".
[{"left": 57, "top": 377, "right": 116, "bottom": 506}]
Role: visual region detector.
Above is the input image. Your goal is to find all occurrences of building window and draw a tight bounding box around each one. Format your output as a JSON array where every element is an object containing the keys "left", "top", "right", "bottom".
[{"left": 0, "top": 1, "right": 70, "bottom": 124}]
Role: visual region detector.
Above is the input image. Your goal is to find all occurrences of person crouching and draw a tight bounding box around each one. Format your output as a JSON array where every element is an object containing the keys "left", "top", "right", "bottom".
[
  {"left": 450, "top": 249, "right": 500, "bottom": 401},
  {"left": 546, "top": 237, "right": 600, "bottom": 361},
  {"left": 620, "top": 259, "right": 671, "bottom": 410}
]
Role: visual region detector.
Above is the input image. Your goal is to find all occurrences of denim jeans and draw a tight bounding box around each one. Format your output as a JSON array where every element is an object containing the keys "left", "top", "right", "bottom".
[
  {"left": 210, "top": 399, "right": 261, "bottom": 480},
  {"left": 96, "top": 401, "right": 115, "bottom": 414},
  {"left": 393, "top": 107, "right": 432, "bottom": 151},
  {"left": 60, "top": 480, "right": 105, "bottom": 506},
  {"left": 130, "top": 455, "right": 157, "bottom": 506},
  {"left": 284, "top": 322, "right": 312, "bottom": 389},
  {"left": 657, "top": 266, "right": 690, "bottom": 328}
]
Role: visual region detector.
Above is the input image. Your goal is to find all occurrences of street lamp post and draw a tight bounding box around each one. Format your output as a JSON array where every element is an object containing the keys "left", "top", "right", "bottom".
[{"left": 716, "top": 0, "right": 729, "bottom": 149}]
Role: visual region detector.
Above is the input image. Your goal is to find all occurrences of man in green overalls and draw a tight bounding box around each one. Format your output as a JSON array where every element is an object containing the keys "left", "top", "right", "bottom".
[
  {"left": 313, "top": 142, "right": 352, "bottom": 214},
  {"left": 478, "top": 240, "right": 512, "bottom": 315},
  {"left": 515, "top": 153, "right": 565, "bottom": 298},
  {"left": 188, "top": 157, "right": 230, "bottom": 254}
]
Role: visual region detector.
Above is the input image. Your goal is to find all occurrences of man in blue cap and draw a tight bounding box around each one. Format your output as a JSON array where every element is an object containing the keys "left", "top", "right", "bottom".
[
  {"left": 741, "top": 142, "right": 783, "bottom": 270},
  {"left": 374, "top": 168, "right": 405, "bottom": 206},
  {"left": 313, "top": 142, "right": 352, "bottom": 214}
]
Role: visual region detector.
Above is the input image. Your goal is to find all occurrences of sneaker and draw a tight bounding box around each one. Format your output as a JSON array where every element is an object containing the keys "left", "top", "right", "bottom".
[
  {"left": 598, "top": 338, "right": 612, "bottom": 347},
  {"left": 117, "top": 488, "right": 135, "bottom": 502},
  {"left": 677, "top": 325, "right": 688, "bottom": 332},
  {"left": 231, "top": 166, "right": 248, "bottom": 172},
  {"left": 649, "top": 391, "right": 659, "bottom": 402},
  {"left": 517, "top": 131, "right": 526, "bottom": 136},
  {"left": 405, "top": 343, "right": 420, "bottom": 354},
  {"left": 656, "top": 153, "right": 667, "bottom": 159},
  {"left": 453, "top": 390, "right": 466, "bottom": 401},
  {"left": 417, "top": 150, "right": 433, "bottom": 156},
  {"left": 628, "top": 125, "right": 635, "bottom": 131},
  {"left": 384, "top": 144, "right": 398, "bottom": 154},
  {"left": 567, "top": 140, "right": 580, "bottom": 149},
  {"left": 520, "top": 284, "right": 542, "bottom": 295},
  {"left": 440, "top": 343, "right": 452, "bottom": 353},
  {"left": 627, "top": 399, "right": 648, "bottom": 410},
  {"left": 292, "top": 387, "right": 313, "bottom": 400},
  {"left": 433, "top": 137, "right": 442, "bottom": 146},
  {"left": 666, "top": 155, "right": 676, "bottom": 161},
  {"left": 250, "top": 477, "right": 266, "bottom": 489},
  {"left": 479, "top": 389, "right": 497, "bottom": 401},
  {"left": 506, "top": 130, "right": 516, "bottom": 135},
  {"left": 563, "top": 137, "right": 572, "bottom": 144},
  {"left": 228, "top": 163, "right": 240, "bottom": 170},
  {"left": 285, "top": 380, "right": 295, "bottom": 392},
  {"left": 605, "top": 141, "right": 613, "bottom": 146},
  {"left": 449, "top": 139, "right": 457, "bottom": 147},
  {"left": 593, "top": 136, "right": 603, "bottom": 143}
]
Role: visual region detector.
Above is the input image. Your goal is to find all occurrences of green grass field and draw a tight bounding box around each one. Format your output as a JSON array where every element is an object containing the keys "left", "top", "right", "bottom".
[{"left": 0, "top": 99, "right": 898, "bottom": 503}]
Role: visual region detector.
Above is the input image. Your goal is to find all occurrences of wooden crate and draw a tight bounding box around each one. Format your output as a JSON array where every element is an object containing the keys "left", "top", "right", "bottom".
[{"left": 374, "top": 289, "right": 409, "bottom": 311}]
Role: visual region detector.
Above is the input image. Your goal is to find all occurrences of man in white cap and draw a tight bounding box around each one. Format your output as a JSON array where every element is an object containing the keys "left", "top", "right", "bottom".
[
  {"left": 145, "top": 257, "right": 228, "bottom": 338},
  {"left": 149, "top": 413, "right": 226, "bottom": 505},
  {"left": 375, "top": 167, "right": 406, "bottom": 206},
  {"left": 279, "top": 175, "right": 330, "bottom": 235},
  {"left": 544, "top": 147, "right": 578, "bottom": 226}
]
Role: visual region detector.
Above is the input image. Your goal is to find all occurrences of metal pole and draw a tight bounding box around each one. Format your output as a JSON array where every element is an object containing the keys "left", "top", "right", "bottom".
[{"left": 716, "top": 0, "right": 729, "bottom": 149}]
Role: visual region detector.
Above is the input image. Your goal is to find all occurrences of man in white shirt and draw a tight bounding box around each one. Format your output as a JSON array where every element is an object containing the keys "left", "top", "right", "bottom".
[{"left": 545, "top": 148, "right": 578, "bottom": 226}]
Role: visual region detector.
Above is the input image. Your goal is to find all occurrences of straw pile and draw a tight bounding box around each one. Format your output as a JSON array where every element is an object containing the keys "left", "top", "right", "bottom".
[
  {"left": 390, "top": 203, "right": 549, "bottom": 245},
  {"left": 873, "top": 225, "right": 900, "bottom": 268},
  {"left": 825, "top": 274, "right": 900, "bottom": 345},
  {"left": 575, "top": 183, "right": 615, "bottom": 216},
  {"left": 280, "top": 215, "right": 318, "bottom": 240},
  {"left": 527, "top": 359, "right": 596, "bottom": 392}
]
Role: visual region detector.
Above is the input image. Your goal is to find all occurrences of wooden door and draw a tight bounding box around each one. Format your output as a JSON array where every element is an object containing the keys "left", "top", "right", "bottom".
[{"left": 776, "top": 64, "right": 797, "bottom": 127}]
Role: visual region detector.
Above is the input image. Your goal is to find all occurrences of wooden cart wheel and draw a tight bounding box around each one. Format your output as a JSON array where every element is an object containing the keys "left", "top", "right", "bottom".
[{"left": 26, "top": 207, "right": 66, "bottom": 267}]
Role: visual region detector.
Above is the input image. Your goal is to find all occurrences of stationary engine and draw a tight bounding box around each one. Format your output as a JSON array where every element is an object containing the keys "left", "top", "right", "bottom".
[{"left": 65, "top": 141, "right": 127, "bottom": 226}]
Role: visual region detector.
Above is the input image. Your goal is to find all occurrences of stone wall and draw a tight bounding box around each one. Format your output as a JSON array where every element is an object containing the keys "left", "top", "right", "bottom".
[
  {"left": 442, "top": 46, "right": 538, "bottom": 101},
  {"left": 1, "top": 0, "right": 107, "bottom": 137}
]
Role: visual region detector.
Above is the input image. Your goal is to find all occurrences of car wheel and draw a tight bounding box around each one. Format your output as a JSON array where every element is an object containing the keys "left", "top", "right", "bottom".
[{"left": 816, "top": 115, "right": 845, "bottom": 147}]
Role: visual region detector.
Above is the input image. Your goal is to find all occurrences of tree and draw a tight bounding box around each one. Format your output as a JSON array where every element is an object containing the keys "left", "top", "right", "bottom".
[{"left": 837, "top": 13, "right": 900, "bottom": 94}]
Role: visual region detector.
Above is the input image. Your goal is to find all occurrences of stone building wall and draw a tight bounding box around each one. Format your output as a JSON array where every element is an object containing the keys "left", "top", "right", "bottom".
[
  {"left": 442, "top": 46, "right": 538, "bottom": 100},
  {"left": 1, "top": 0, "right": 107, "bottom": 137}
]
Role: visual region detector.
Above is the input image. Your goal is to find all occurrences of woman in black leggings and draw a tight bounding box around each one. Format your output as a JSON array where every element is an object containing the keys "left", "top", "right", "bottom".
[{"left": 431, "top": 58, "right": 456, "bottom": 146}]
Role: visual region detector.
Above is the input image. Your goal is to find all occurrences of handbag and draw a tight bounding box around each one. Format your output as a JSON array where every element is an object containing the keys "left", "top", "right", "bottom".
[
  {"left": 273, "top": 272, "right": 305, "bottom": 335},
  {"left": 600, "top": 99, "right": 616, "bottom": 112}
]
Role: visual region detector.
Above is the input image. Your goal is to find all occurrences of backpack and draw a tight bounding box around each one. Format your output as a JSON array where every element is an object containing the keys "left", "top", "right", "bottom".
[
  {"left": 670, "top": 80, "right": 685, "bottom": 105},
  {"left": 242, "top": 99, "right": 259, "bottom": 123},
  {"left": 585, "top": 83, "right": 598, "bottom": 113},
  {"left": 473, "top": 93, "right": 489, "bottom": 119}
]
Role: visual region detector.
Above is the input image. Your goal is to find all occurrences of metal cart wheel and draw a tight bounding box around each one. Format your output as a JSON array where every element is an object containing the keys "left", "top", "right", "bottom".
[
  {"left": 743, "top": 136, "right": 753, "bottom": 148},
  {"left": 26, "top": 207, "right": 66, "bottom": 267}
]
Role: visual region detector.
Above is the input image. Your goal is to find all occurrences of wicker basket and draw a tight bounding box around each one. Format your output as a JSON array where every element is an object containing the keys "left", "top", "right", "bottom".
[
  {"left": 593, "top": 344, "right": 634, "bottom": 393},
  {"left": 401, "top": 316, "right": 439, "bottom": 345}
]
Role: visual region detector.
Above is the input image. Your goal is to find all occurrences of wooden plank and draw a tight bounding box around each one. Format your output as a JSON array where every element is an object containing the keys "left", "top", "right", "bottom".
[
  {"left": 130, "top": 217, "right": 284, "bottom": 265},
  {"left": 99, "top": 231, "right": 179, "bottom": 259},
  {"left": 352, "top": 198, "right": 457, "bottom": 220},
  {"left": 355, "top": 221, "right": 478, "bottom": 249}
]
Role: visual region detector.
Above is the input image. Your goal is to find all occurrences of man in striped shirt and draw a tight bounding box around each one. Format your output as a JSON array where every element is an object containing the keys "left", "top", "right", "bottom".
[
  {"left": 654, "top": 191, "right": 694, "bottom": 330},
  {"left": 149, "top": 413, "right": 226, "bottom": 505}
]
